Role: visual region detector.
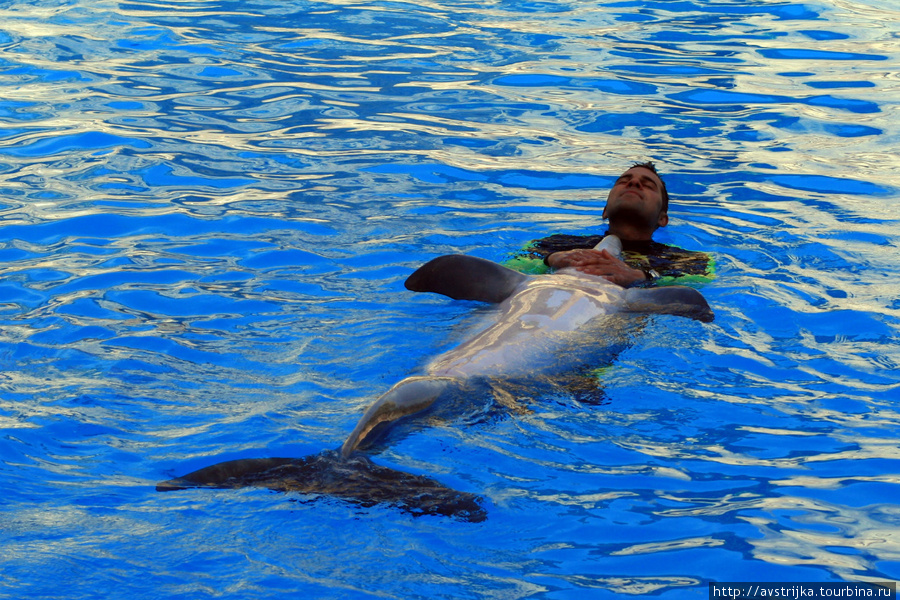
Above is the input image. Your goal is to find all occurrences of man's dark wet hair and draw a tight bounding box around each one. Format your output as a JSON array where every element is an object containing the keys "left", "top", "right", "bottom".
[{"left": 631, "top": 161, "right": 669, "bottom": 215}]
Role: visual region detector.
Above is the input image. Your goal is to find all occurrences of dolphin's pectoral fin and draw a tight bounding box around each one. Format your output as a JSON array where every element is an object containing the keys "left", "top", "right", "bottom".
[
  {"left": 341, "top": 376, "right": 455, "bottom": 458},
  {"left": 405, "top": 254, "right": 529, "bottom": 303},
  {"left": 624, "top": 286, "right": 714, "bottom": 323},
  {"left": 157, "top": 451, "right": 487, "bottom": 522}
]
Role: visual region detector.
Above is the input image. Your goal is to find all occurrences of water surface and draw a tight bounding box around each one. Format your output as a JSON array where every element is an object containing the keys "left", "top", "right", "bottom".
[{"left": 1, "top": 0, "right": 899, "bottom": 597}]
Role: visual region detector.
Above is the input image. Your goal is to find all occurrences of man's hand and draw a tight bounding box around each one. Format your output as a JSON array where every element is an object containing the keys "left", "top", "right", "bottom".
[{"left": 547, "top": 249, "right": 647, "bottom": 287}]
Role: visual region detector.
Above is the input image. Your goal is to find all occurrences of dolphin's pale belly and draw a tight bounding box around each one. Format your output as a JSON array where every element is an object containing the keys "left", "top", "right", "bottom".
[{"left": 426, "top": 273, "right": 626, "bottom": 378}]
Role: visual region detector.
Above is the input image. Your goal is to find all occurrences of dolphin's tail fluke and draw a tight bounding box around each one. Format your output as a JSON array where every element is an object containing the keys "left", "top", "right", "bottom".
[
  {"left": 157, "top": 450, "right": 487, "bottom": 522},
  {"left": 157, "top": 377, "right": 482, "bottom": 521}
]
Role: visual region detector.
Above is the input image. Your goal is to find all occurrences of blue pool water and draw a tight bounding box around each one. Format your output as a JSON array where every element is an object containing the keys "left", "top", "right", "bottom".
[{"left": 1, "top": 0, "right": 899, "bottom": 597}]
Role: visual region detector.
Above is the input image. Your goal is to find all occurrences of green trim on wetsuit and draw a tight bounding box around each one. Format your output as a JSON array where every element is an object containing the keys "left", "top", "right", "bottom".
[{"left": 502, "top": 254, "right": 551, "bottom": 275}]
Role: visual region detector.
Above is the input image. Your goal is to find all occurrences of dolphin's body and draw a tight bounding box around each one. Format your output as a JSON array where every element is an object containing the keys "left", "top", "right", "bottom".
[
  {"left": 341, "top": 235, "right": 712, "bottom": 458},
  {"left": 158, "top": 236, "right": 713, "bottom": 521}
]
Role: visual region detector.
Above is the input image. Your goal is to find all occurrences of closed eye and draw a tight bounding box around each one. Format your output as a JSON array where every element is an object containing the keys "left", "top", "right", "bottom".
[{"left": 616, "top": 174, "right": 657, "bottom": 190}]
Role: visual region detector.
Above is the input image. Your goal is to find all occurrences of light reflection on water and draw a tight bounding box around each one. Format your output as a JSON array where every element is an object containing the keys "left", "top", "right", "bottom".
[{"left": 1, "top": 0, "right": 899, "bottom": 597}]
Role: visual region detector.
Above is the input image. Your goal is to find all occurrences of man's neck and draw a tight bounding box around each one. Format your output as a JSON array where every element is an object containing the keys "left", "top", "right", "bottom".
[{"left": 606, "top": 223, "right": 655, "bottom": 243}]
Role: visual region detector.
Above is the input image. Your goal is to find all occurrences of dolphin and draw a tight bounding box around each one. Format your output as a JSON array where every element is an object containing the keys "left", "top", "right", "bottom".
[{"left": 158, "top": 236, "right": 713, "bottom": 521}]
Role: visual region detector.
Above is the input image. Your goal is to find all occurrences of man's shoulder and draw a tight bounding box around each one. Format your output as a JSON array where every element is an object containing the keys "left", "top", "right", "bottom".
[
  {"left": 635, "top": 241, "right": 714, "bottom": 281},
  {"left": 641, "top": 240, "right": 708, "bottom": 259}
]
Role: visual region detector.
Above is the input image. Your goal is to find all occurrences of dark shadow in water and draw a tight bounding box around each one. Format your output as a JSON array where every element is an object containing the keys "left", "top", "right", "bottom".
[{"left": 157, "top": 450, "right": 487, "bottom": 523}]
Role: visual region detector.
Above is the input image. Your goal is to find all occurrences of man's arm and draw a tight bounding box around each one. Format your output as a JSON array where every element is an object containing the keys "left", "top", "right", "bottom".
[
  {"left": 546, "top": 249, "right": 647, "bottom": 287},
  {"left": 503, "top": 233, "right": 600, "bottom": 275},
  {"left": 642, "top": 246, "right": 715, "bottom": 287}
]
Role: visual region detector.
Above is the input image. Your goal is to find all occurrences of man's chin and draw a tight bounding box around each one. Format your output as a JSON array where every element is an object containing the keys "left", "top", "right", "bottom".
[{"left": 605, "top": 207, "right": 658, "bottom": 230}]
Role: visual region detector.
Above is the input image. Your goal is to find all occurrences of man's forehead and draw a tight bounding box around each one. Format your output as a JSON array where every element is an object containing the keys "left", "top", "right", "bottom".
[{"left": 618, "top": 166, "right": 660, "bottom": 183}]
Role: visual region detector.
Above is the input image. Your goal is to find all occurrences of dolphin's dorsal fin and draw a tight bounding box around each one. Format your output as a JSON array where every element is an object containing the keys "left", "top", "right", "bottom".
[
  {"left": 624, "top": 286, "right": 714, "bottom": 323},
  {"left": 405, "top": 255, "right": 529, "bottom": 303},
  {"left": 593, "top": 234, "right": 623, "bottom": 259}
]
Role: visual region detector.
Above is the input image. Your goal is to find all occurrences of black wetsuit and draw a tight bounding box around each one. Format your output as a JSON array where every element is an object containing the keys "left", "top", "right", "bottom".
[{"left": 509, "top": 233, "right": 714, "bottom": 286}]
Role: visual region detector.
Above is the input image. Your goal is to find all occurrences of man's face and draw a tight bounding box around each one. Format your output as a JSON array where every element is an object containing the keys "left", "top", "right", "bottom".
[{"left": 602, "top": 166, "right": 668, "bottom": 230}]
